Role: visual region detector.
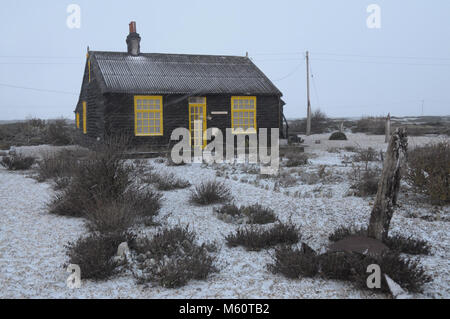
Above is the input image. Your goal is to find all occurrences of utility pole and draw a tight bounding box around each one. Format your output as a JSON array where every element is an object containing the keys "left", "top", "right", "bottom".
[{"left": 306, "top": 51, "right": 311, "bottom": 136}]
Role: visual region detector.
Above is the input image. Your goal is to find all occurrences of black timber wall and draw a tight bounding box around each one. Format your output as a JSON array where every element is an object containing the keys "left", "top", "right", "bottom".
[
  {"left": 74, "top": 57, "right": 106, "bottom": 142},
  {"left": 103, "top": 93, "right": 281, "bottom": 147}
]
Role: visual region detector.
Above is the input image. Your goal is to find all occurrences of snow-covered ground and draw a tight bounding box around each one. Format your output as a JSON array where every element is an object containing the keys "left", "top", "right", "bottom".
[{"left": 0, "top": 133, "right": 448, "bottom": 298}]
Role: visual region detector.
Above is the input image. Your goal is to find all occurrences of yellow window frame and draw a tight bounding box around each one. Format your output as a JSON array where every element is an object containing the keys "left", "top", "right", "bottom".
[
  {"left": 231, "top": 96, "right": 257, "bottom": 134},
  {"left": 188, "top": 97, "right": 207, "bottom": 148},
  {"left": 76, "top": 112, "right": 80, "bottom": 129},
  {"left": 134, "top": 96, "right": 163, "bottom": 136},
  {"left": 82, "top": 101, "right": 87, "bottom": 134}
]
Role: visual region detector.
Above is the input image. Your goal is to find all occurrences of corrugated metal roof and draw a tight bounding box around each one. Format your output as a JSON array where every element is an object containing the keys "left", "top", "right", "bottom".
[{"left": 90, "top": 51, "right": 282, "bottom": 95}]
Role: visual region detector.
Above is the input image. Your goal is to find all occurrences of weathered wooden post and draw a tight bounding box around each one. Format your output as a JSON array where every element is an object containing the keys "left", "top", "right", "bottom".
[
  {"left": 385, "top": 113, "right": 391, "bottom": 143},
  {"left": 368, "top": 128, "right": 408, "bottom": 241}
]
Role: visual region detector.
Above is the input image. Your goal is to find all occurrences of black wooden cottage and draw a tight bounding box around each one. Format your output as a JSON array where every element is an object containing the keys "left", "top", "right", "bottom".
[{"left": 74, "top": 22, "right": 285, "bottom": 148}]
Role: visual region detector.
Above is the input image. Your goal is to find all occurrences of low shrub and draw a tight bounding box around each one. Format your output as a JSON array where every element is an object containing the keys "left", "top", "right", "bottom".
[
  {"left": 215, "top": 203, "right": 277, "bottom": 224},
  {"left": 46, "top": 119, "right": 73, "bottom": 146},
  {"left": 133, "top": 226, "right": 217, "bottom": 288},
  {"left": 85, "top": 200, "right": 137, "bottom": 233},
  {"left": 0, "top": 154, "right": 35, "bottom": 170},
  {"left": 270, "top": 247, "right": 431, "bottom": 293},
  {"left": 36, "top": 149, "right": 87, "bottom": 182},
  {"left": 49, "top": 139, "right": 133, "bottom": 217},
  {"left": 268, "top": 244, "right": 319, "bottom": 278},
  {"left": 145, "top": 171, "right": 191, "bottom": 191},
  {"left": 352, "top": 147, "right": 379, "bottom": 163},
  {"left": 190, "top": 180, "right": 232, "bottom": 205},
  {"left": 329, "top": 132, "right": 347, "bottom": 140},
  {"left": 241, "top": 204, "right": 277, "bottom": 224},
  {"left": 328, "top": 225, "right": 368, "bottom": 242},
  {"left": 284, "top": 151, "right": 308, "bottom": 167},
  {"left": 328, "top": 225, "right": 431, "bottom": 255},
  {"left": 226, "top": 222, "right": 301, "bottom": 251},
  {"left": 406, "top": 141, "right": 449, "bottom": 205},
  {"left": 349, "top": 165, "right": 380, "bottom": 197},
  {"left": 384, "top": 235, "right": 431, "bottom": 256},
  {"left": 65, "top": 231, "right": 134, "bottom": 280}
]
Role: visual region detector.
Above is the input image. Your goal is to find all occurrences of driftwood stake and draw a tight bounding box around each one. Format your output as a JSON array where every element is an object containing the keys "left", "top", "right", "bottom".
[{"left": 368, "top": 128, "right": 408, "bottom": 241}]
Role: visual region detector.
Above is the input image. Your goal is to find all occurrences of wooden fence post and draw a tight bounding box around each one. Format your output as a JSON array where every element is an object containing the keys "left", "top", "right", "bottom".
[
  {"left": 385, "top": 113, "right": 391, "bottom": 143},
  {"left": 367, "top": 128, "right": 408, "bottom": 241}
]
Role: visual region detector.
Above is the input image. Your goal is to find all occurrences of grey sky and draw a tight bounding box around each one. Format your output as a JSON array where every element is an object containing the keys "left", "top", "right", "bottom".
[{"left": 0, "top": 0, "right": 449, "bottom": 120}]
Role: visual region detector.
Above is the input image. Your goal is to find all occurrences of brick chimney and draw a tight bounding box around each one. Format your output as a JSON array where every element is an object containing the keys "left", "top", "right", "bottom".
[{"left": 126, "top": 21, "right": 141, "bottom": 56}]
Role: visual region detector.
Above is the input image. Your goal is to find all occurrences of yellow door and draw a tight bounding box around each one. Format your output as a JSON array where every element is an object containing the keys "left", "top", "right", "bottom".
[{"left": 188, "top": 97, "right": 207, "bottom": 148}]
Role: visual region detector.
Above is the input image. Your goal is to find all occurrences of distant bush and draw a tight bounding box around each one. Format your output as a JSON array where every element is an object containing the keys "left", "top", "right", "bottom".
[
  {"left": 328, "top": 225, "right": 431, "bottom": 255},
  {"left": 36, "top": 149, "right": 88, "bottom": 182},
  {"left": 45, "top": 119, "right": 73, "bottom": 146},
  {"left": 0, "top": 118, "right": 75, "bottom": 147},
  {"left": 406, "top": 141, "right": 449, "bottom": 205},
  {"left": 65, "top": 231, "right": 134, "bottom": 281},
  {"left": 133, "top": 226, "right": 217, "bottom": 288},
  {"left": 226, "top": 222, "right": 301, "bottom": 251},
  {"left": 215, "top": 203, "right": 277, "bottom": 224},
  {"left": 190, "top": 180, "right": 232, "bottom": 205},
  {"left": 0, "top": 154, "right": 35, "bottom": 170},
  {"left": 329, "top": 132, "right": 347, "bottom": 140},
  {"left": 352, "top": 116, "right": 385, "bottom": 135},
  {"left": 289, "top": 109, "right": 335, "bottom": 134}
]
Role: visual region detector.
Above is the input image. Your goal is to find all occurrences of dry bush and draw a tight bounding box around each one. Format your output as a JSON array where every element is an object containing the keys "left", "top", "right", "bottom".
[
  {"left": 0, "top": 154, "right": 35, "bottom": 170},
  {"left": 352, "top": 147, "right": 379, "bottom": 163},
  {"left": 406, "top": 141, "right": 449, "bottom": 205},
  {"left": 65, "top": 231, "right": 135, "bottom": 281},
  {"left": 49, "top": 137, "right": 162, "bottom": 219},
  {"left": 349, "top": 165, "right": 381, "bottom": 197},
  {"left": 283, "top": 151, "right": 308, "bottom": 167},
  {"left": 36, "top": 149, "right": 88, "bottom": 182},
  {"left": 215, "top": 203, "right": 277, "bottom": 224},
  {"left": 133, "top": 226, "right": 217, "bottom": 288},
  {"left": 85, "top": 200, "right": 137, "bottom": 233},
  {"left": 268, "top": 244, "right": 319, "bottom": 278},
  {"left": 45, "top": 119, "right": 73, "bottom": 146},
  {"left": 190, "top": 180, "right": 232, "bottom": 205},
  {"left": 270, "top": 247, "right": 431, "bottom": 293},
  {"left": 352, "top": 116, "right": 385, "bottom": 135},
  {"left": 225, "top": 222, "right": 301, "bottom": 251},
  {"left": 144, "top": 171, "right": 190, "bottom": 191},
  {"left": 290, "top": 109, "right": 335, "bottom": 134}
]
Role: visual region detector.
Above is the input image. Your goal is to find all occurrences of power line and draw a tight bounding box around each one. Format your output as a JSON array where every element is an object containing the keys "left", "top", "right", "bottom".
[
  {"left": 252, "top": 51, "right": 450, "bottom": 61},
  {"left": 309, "top": 62, "right": 321, "bottom": 109},
  {"left": 311, "top": 57, "right": 450, "bottom": 67},
  {"left": 0, "top": 83, "right": 78, "bottom": 95}
]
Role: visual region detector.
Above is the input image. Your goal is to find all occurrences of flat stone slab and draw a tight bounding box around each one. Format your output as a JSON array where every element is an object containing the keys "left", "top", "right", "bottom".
[{"left": 328, "top": 236, "right": 389, "bottom": 257}]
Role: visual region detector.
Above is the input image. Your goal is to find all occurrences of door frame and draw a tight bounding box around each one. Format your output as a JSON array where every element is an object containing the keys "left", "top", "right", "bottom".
[{"left": 188, "top": 97, "right": 207, "bottom": 148}]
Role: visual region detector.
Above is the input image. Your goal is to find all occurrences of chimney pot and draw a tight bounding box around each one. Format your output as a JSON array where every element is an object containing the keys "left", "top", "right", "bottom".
[
  {"left": 129, "top": 21, "right": 136, "bottom": 33},
  {"left": 126, "top": 21, "right": 141, "bottom": 56}
]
